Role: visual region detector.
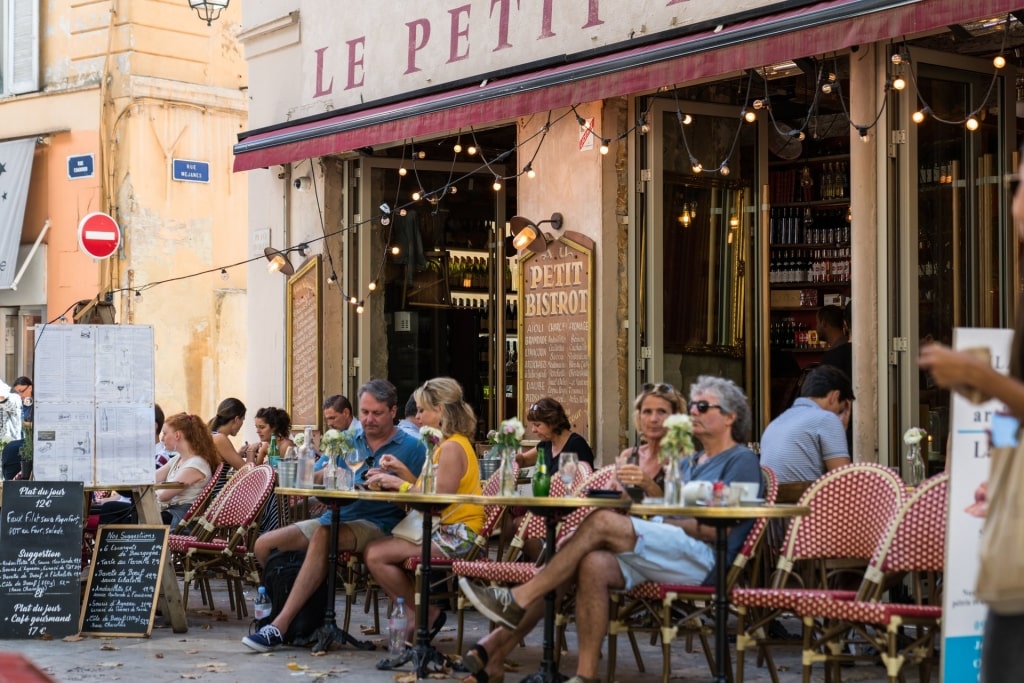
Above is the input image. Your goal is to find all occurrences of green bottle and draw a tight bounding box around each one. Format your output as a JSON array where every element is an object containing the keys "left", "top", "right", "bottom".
[
  {"left": 532, "top": 446, "right": 551, "bottom": 497},
  {"left": 268, "top": 434, "right": 279, "bottom": 463}
]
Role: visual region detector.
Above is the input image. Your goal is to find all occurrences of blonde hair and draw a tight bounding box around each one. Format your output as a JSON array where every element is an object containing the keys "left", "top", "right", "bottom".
[{"left": 413, "top": 377, "right": 476, "bottom": 439}]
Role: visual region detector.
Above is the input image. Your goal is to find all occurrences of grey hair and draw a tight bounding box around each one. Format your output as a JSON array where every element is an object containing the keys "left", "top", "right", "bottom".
[
  {"left": 689, "top": 375, "right": 752, "bottom": 443},
  {"left": 358, "top": 378, "right": 399, "bottom": 409}
]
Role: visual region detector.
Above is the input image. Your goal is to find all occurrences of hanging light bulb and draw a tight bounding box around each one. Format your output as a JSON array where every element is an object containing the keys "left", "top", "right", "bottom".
[
  {"left": 795, "top": 130, "right": 806, "bottom": 141},
  {"left": 690, "top": 157, "right": 703, "bottom": 174},
  {"left": 449, "top": 185, "right": 458, "bottom": 194},
  {"left": 912, "top": 109, "right": 926, "bottom": 124},
  {"left": 453, "top": 142, "right": 463, "bottom": 153},
  {"left": 681, "top": 113, "right": 693, "bottom": 125},
  {"left": 821, "top": 82, "right": 834, "bottom": 94},
  {"left": 398, "top": 167, "right": 408, "bottom": 176},
  {"left": 417, "top": 150, "right": 426, "bottom": 159},
  {"left": 966, "top": 117, "right": 980, "bottom": 131},
  {"left": 678, "top": 203, "right": 691, "bottom": 226},
  {"left": 467, "top": 145, "right": 477, "bottom": 155},
  {"left": 892, "top": 76, "right": 906, "bottom": 91},
  {"left": 752, "top": 99, "right": 764, "bottom": 110},
  {"left": 399, "top": 208, "right": 408, "bottom": 217},
  {"left": 391, "top": 245, "right": 401, "bottom": 255},
  {"left": 492, "top": 176, "right": 502, "bottom": 191},
  {"left": 220, "top": 268, "right": 229, "bottom": 281},
  {"left": 327, "top": 272, "right": 338, "bottom": 284},
  {"left": 368, "top": 280, "right": 377, "bottom": 291},
  {"left": 355, "top": 301, "right": 365, "bottom": 314},
  {"left": 349, "top": 296, "right": 358, "bottom": 304},
  {"left": 858, "top": 127, "right": 871, "bottom": 143},
  {"left": 412, "top": 190, "right": 421, "bottom": 201},
  {"left": 135, "top": 290, "right": 143, "bottom": 303},
  {"left": 994, "top": 55, "right": 1007, "bottom": 69},
  {"left": 891, "top": 52, "right": 903, "bottom": 65},
  {"left": 743, "top": 108, "right": 756, "bottom": 123},
  {"left": 729, "top": 212, "right": 740, "bottom": 228},
  {"left": 527, "top": 167, "right": 536, "bottom": 179},
  {"left": 719, "top": 163, "right": 731, "bottom": 176},
  {"left": 599, "top": 139, "right": 610, "bottom": 155}
]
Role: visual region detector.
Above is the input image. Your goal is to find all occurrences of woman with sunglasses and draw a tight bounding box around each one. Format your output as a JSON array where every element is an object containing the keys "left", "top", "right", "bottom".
[{"left": 515, "top": 397, "right": 594, "bottom": 472}]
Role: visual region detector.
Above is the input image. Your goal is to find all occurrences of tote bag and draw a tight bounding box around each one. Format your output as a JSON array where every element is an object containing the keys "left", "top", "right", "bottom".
[
  {"left": 391, "top": 510, "right": 439, "bottom": 545},
  {"left": 976, "top": 433, "right": 1024, "bottom": 614}
]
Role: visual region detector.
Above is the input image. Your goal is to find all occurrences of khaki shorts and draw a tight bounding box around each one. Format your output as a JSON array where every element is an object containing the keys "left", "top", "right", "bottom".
[{"left": 294, "top": 518, "right": 384, "bottom": 552}]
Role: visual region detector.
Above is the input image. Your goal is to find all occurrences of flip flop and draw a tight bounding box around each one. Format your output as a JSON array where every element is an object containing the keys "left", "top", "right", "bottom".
[
  {"left": 463, "top": 642, "right": 489, "bottom": 674},
  {"left": 428, "top": 611, "right": 448, "bottom": 641},
  {"left": 375, "top": 648, "right": 415, "bottom": 670}
]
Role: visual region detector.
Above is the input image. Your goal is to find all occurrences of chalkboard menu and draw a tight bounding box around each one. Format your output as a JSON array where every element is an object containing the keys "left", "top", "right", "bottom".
[
  {"left": 519, "top": 232, "right": 595, "bottom": 444},
  {"left": 287, "top": 255, "right": 322, "bottom": 430},
  {"left": 0, "top": 481, "right": 85, "bottom": 638},
  {"left": 81, "top": 525, "right": 168, "bottom": 636}
]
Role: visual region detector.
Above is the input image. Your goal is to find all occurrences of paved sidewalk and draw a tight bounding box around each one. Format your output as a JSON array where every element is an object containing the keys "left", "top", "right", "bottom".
[{"left": 4, "top": 584, "right": 919, "bottom": 682}]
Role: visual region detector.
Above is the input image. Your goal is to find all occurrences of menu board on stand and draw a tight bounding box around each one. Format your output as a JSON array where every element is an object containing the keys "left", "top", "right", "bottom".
[
  {"left": 0, "top": 481, "right": 85, "bottom": 638},
  {"left": 518, "top": 232, "right": 595, "bottom": 444},
  {"left": 286, "top": 256, "right": 322, "bottom": 431},
  {"left": 32, "top": 325, "right": 156, "bottom": 486}
]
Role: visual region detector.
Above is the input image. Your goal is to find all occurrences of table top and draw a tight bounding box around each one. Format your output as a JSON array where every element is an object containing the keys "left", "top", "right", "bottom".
[{"left": 631, "top": 502, "right": 810, "bottom": 518}]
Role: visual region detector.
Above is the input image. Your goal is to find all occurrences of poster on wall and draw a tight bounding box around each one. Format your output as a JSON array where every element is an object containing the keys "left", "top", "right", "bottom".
[
  {"left": 286, "top": 256, "right": 322, "bottom": 431},
  {"left": 517, "top": 232, "right": 595, "bottom": 445},
  {"left": 941, "top": 327, "right": 1013, "bottom": 683},
  {"left": 32, "top": 325, "right": 155, "bottom": 486}
]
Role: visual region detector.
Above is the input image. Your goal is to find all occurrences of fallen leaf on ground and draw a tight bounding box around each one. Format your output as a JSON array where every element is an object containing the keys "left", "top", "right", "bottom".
[
  {"left": 198, "top": 662, "right": 230, "bottom": 673},
  {"left": 394, "top": 673, "right": 416, "bottom": 683},
  {"left": 286, "top": 662, "right": 308, "bottom": 671},
  {"left": 100, "top": 644, "right": 119, "bottom": 651},
  {"left": 184, "top": 649, "right": 200, "bottom": 654},
  {"left": 63, "top": 635, "right": 85, "bottom": 642},
  {"left": 154, "top": 653, "right": 164, "bottom": 659}
]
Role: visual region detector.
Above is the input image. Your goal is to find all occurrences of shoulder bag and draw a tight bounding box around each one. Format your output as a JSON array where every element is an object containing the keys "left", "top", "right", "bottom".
[{"left": 976, "top": 428, "right": 1024, "bottom": 614}]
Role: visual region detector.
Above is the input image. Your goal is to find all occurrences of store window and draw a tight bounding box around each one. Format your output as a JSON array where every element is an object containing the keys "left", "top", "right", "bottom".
[{"left": 1, "top": 0, "right": 40, "bottom": 95}]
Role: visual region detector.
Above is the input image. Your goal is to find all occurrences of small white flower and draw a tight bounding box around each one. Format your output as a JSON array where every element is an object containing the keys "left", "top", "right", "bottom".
[
  {"left": 661, "top": 413, "right": 695, "bottom": 456},
  {"left": 419, "top": 426, "right": 443, "bottom": 448},
  {"left": 488, "top": 417, "right": 526, "bottom": 450},
  {"left": 294, "top": 433, "right": 305, "bottom": 446},
  {"left": 903, "top": 427, "right": 926, "bottom": 445}
]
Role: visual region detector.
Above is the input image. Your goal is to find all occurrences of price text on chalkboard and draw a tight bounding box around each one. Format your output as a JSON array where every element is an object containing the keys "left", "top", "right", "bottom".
[
  {"left": 81, "top": 525, "right": 168, "bottom": 637},
  {"left": 0, "top": 481, "right": 85, "bottom": 638}
]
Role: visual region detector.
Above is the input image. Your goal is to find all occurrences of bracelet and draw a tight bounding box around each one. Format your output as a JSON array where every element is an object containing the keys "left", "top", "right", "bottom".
[{"left": 398, "top": 481, "right": 412, "bottom": 493}]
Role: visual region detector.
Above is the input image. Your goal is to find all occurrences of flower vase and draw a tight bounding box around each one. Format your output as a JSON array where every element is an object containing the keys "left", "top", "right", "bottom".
[
  {"left": 422, "top": 445, "right": 437, "bottom": 494},
  {"left": 500, "top": 447, "right": 517, "bottom": 496},
  {"left": 905, "top": 442, "right": 926, "bottom": 487},
  {"left": 662, "top": 453, "right": 683, "bottom": 505},
  {"left": 324, "top": 448, "right": 338, "bottom": 489}
]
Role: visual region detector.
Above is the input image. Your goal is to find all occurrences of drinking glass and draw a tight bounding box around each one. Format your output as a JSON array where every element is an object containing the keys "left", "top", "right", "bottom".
[
  {"left": 559, "top": 452, "right": 579, "bottom": 490},
  {"left": 345, "top": 444, "right": 367, "bottom": 482}
]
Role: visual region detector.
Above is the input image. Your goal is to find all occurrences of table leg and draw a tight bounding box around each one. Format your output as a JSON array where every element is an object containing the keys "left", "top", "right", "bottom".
[
  {"left": 312, "top": 501, "right": 374, "bottom": 653},
  {"left": 137, "top": 485, "right": 188, "bottom": 633},
  {"left": 411, "top": 506, "right": 449, "bottom": 679},
  {"left": 519, "top": 514, "right": 564, "bottom": 683},
  {"left": 713, "top": 524, "right": 729, "bottom": 683}
]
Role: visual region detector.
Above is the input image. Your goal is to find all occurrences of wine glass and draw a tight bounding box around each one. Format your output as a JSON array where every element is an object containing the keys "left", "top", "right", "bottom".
[
  {"left": 344, "top": 443, "right": 367, "bottom": 482},
  {"left": 559, "top": 452, "right": 578, "bottom": 490}
]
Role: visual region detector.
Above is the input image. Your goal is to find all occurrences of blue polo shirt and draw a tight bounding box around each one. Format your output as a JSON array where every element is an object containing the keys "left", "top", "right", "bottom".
[{"left": 317, "top": 427, "right": 426, "bottom": 533}]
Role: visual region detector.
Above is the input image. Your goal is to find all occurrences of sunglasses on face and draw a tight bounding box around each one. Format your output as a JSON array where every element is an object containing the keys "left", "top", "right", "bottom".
[
  {"left": 688, "top": 400, "right": 724, "bottom": 414},
  {"left": 641, "top": 383, "right": 675, "bottom": 393}
]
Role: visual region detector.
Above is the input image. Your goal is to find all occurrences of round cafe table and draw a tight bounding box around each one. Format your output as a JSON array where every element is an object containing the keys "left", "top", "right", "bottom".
[{"left": 630, "top": 502, "right": 810, "bottom": 683}]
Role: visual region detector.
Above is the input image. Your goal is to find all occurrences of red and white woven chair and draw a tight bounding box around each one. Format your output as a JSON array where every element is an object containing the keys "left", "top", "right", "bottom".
[
  {"left": 168, "top": 464, "right": 276, "bottom": 619},
  {"left": 731, "top": 462, "right": 906, "bottom": 683},
  {"left": 605, "top": 465, "right": 779, "bottom": 683},
  {"left": 793, "top": 472, "right": 948, "bottom": 682}
]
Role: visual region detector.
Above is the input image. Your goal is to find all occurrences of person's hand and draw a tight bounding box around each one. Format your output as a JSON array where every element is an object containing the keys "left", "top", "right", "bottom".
[
  {"left": 366, "top": 471, "right": 405, "bottom": 492},
  {"left": 918, "top": 342, "right": 988, "bottom": 399},
  {"left": 837, "top": 399, "right": 852, "bottom": 429},
  {"left": 965, "top": 481, "right": 989, "bottom": 518}
]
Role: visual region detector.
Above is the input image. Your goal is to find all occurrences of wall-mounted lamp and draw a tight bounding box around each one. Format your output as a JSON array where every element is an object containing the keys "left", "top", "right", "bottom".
[
  {"left": 510, "top": 212, "right": 564, "bottom": 254},
  {"left": 264, "top": 243, "right": 309, "bottom": 276},
  {"left": 189, "top": 0, "right": 229, "bottom": 25}
]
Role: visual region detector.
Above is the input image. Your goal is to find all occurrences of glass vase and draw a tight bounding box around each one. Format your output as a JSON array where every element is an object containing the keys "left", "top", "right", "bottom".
[
  {"left": 904, "top": 442, "right": 926, "bottom": 487},
  {"left": 422, "top": 445, "right": 437, "bottom": 494},
  {"left": 500, "top": 446, "right": 517, "bottom": 496},
  {"left": 662, "top": 452, "right": 682, "bottom": 505}
]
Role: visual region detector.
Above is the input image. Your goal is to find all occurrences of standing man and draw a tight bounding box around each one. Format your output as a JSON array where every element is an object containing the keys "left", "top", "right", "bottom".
[
  {"left": 759, "top": 364, "right": 853, "bottom": 483},
  {"left": 244, "top": 379, "right": 425, "bottom": 652},
  {"left": 817, "top": 305, "right": 852, "bottom": 379}
]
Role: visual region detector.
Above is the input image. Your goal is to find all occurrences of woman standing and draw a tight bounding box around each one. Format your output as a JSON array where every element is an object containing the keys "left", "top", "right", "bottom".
[
  {"left": 156, "top": 413, "right": 219, "bottom": 528},
  {"left": 515, "top": 397, "right": 594, "bottom": 472},
  {"left": 364, "top": 377, "right": 485, "bottom": 668}
]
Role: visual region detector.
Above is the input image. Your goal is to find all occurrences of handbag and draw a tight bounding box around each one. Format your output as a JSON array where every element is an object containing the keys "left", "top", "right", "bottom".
[
  {"left": 976, "top": 432, "right": 1024, "bottom": 613},
  {"left": 391, "top": 510, "right": 439, "bottom": 545}
]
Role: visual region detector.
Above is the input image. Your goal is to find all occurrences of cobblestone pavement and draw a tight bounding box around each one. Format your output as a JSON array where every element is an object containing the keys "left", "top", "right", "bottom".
[{"left": 4, "top": 584, "right": 923, "bottom": 683}]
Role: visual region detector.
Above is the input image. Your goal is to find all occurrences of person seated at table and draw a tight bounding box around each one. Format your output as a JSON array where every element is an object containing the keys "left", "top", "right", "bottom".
[
  {"left": 155, "top": 413, "right": 220, "bottom": 528},
  {"left": 458, "top": 382, "right": 677, "bottom": 683},
  {"left": 396, "top": 394, "right": 421, "bottom": 438},
  {"left": 759, "top": 364, "right": 853, "bottom": 484},
  {"left": 242, "top": 379, "right": 426, "bottom": 653},
  {"left": 312, "top": 394, "right": 362, "bottom": 478},
  {"left": 208, "top": 397, "right": 248, "bottom": 471},
  {"left": 514, "top": 397, "right": 594, "bottom": 472},
  {"left": 459, "top": 376, "right": 762, "bottom": 683},
  {"left": 363, "top": 376, "right": 485, "bottom": 669},
  {"left": 238, "top": 406, "right": 296, "bottom": 464}
]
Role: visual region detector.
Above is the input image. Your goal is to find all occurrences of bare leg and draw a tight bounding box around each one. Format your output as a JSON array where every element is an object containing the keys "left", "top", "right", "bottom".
[
  {"left": 364, "top": 536, "right": 431, "bottom": 641},
  {"left": 269, "top": 523, "right": 359, "bottom": 634},
  {"left": 466, "top": 599, "right": 547, "bottom": 679},
  {"left": 573, "top": 550, "right": 624, "bottom": 679},
  {"left": 254, "top": 524, "right": 311, "bottom": 566},
  {"left": 510, "top": 510, "right": 636, "bottom": 606}
]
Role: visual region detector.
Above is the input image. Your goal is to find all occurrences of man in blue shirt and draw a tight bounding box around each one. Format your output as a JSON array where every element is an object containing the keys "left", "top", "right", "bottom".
[
  {"left": 760, "top": 364, "right": 853, "bottom": 483},
  {"left": 245, "top": 379, "right": 425, "bottom": 652}
]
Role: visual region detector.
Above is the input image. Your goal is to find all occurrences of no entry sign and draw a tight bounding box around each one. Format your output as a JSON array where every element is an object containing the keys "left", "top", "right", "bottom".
[{"left": 77, "top": 212, "right": 121, "bottom": 259}]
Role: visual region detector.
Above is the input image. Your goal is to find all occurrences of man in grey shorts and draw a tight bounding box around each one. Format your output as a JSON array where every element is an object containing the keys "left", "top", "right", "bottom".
[{"left": 244, "top": 379, "right": 426, "bottom": 652}]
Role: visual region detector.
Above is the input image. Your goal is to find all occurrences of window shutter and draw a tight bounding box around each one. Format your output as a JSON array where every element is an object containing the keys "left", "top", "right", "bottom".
[{"left": 7, "top": 0, "right": 40, "bottom": 95}]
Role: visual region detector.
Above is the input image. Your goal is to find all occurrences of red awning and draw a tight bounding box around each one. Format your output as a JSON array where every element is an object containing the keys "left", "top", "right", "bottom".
[{"left": 234, "top": 0, "right": 1017, "bottom": 172}]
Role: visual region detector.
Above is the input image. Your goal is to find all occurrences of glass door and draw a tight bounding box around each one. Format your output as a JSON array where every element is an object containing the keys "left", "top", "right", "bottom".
[{"left": 893, "top": 47, "right": 1014, "bottom": 469}]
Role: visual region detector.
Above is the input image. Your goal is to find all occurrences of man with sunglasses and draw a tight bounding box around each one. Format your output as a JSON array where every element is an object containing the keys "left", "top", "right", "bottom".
[
  {"left": 760, "top": 364, "right": 853, "bottom": 483},
  {"left": 460, "top": 376, "right": 761, "bottom": 683}
]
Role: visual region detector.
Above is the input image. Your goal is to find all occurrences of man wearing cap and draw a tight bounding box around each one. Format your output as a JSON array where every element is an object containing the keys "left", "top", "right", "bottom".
[{"left": 759, "top": 364, "right": 854, "bottom": 483}]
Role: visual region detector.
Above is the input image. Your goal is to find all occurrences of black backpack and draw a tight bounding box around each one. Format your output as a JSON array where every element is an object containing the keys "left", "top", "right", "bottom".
[{"left": 255, "top": 549, "right": 328, "bottom": 645}]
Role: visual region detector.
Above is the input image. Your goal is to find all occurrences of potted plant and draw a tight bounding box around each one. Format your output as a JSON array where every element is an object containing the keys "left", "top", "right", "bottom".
[{"left": 18, "top": 423, "right": 32, "bottom": 480}]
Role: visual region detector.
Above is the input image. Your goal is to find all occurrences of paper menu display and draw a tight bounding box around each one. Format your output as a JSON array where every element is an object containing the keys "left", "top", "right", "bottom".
[{"left": 32, "top": 325, "right": 156, "bottom": 486}]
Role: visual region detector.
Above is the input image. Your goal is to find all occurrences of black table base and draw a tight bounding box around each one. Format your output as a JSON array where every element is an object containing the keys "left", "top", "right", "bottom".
[
  {"left": 409, "top": 501, "right": 454, "bottom": 679},
  {"left": 311, "top": 500, "right": 375, "bottom": 654}
]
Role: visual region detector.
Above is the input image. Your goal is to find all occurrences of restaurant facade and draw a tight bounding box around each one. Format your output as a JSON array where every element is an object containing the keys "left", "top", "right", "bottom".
[{"left": 235, "top": 0, "right": 1024, "bottom": 470}]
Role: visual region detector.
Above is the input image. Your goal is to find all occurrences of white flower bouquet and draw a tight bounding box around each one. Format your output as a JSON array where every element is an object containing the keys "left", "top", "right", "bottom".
[
  {"left": 321, "top": 427, "right": 358, "bottom": 455},
  {"left": 487, "top": 417, "right": 526, "bottom": 451},
  {"left": 420, "top": 425, "right": 443, "bottom": 450},
  {"left": 660, "top": 414, "right": 695, "bottom": 456},
  {"left": 903, "top": 427, "right": 927, "bottom": 446}
]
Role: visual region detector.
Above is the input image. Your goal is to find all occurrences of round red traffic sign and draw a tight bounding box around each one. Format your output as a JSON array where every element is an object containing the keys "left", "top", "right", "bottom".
[{"left": 77, "top": 212, "right": 121, "bottom": 259}]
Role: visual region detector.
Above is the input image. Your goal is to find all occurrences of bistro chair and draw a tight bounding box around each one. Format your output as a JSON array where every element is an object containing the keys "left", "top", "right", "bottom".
[
  {"left": 793, "top": 472, "right": 948, "bottom": 682},
  {"left": 605, "top": 465, "right": 779, "bottom": 683},
  {"left": 731, "top": 462, "right": 906, "bottom": 683}
]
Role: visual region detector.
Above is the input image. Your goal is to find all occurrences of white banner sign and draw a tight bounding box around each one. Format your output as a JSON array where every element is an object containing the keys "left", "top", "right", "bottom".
[
  {"left": 941, "top": 327, "right": 1014, "bottom": 682},
  {"left": 0, "top": 139, "right": 35, "bottom": 289}
]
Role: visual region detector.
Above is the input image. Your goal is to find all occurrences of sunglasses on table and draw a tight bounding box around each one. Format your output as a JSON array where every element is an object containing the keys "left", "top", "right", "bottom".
[{"left": 688, "top": 400, "right": 724, "bottom": 414}]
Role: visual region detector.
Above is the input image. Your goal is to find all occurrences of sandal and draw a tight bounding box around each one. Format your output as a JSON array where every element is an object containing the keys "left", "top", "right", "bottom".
[
  {"left": 375, "top": 648, "right": 415, "bottom": 670},
  {"left": 463, "top": 642, "right": 489, "bottom": 674}
]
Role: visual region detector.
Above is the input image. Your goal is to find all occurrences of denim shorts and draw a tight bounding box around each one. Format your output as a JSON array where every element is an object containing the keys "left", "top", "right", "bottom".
[{"left": 615, "top": 517, "right": 715, "bottom": 590}]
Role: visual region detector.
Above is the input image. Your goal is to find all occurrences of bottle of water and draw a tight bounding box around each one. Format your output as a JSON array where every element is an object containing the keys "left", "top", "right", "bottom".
[
  {"left": 254, "top": 586, "right": 271, "bottom": 621},
  {"left": 389, "top": 597, "right": 408, "bottom": 656}
]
